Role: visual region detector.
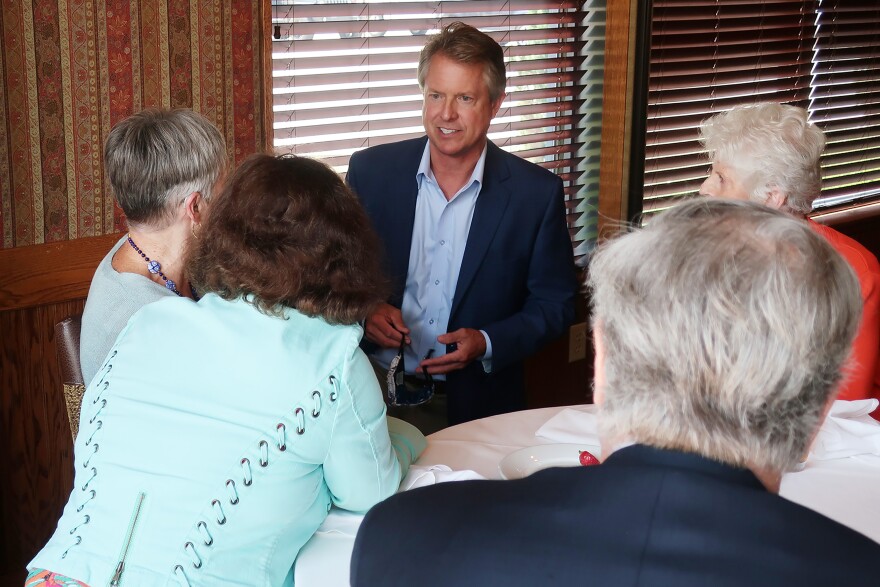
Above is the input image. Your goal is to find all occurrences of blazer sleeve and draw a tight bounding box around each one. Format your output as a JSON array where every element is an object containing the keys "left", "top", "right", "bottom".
[
  {"left": 481, "top": 176, "right": 577, "bottom": 372},
  {"left": 323, "top": 346, "right": 425, "bottom": 512}
]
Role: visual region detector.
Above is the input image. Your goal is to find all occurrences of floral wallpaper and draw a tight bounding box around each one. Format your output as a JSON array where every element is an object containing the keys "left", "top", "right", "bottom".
[{"left": 0, "top": 0, "right": 269, "bottom": 248}]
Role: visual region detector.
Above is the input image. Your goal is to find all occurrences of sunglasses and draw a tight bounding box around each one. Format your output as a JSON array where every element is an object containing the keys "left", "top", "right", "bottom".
[{"left": 386, "top": 336, "right": 435, "bottom": 407}]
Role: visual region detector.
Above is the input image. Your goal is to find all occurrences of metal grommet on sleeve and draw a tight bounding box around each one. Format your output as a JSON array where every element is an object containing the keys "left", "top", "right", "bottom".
[
  {"left": 173, "top": 564, "right": 192, "bottom": 586},
  {"left": 328, "top": 375, "right": 339, "bottom": 402},
  {"left": 295, "top": 407, "right": 305, "bottom": 435},
  {"left": 212, "top": 499, "right": 227, "bottom": 525},
  {"left": 276, "top": 423, "right": 287, "bottom": 451},
  {"left": 197, "top": 521, "right": 213, "bottom": 546},
  {"left": 184, "top": 541, "right": 203, "bottom": 568},
  {"left": 259, "top": 440, "right": 269, "bottom": 467},
  {"left": 311, "top": 390, "right": 321, "bottom": 417},
  {"left": 226, "top": 479, "right": 239, "bottom": 505},
  {"left": 241, "top": 458, "right": 253, "bottom": 486}
]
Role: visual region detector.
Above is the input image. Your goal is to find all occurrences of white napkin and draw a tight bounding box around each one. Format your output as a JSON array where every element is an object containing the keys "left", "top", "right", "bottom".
[
  {"left": 313, "top": 508, "right": 366, "bottom": 537},
  {"left": 399, "top": 464, "right": 485, "bottom": 491},
  {"left": 810, "top": 399, "right": 880, "bottom": 461},
  {"left": 312, "top": 466, "right": 485, "bottom": 538},
  {"left": 535, "top": 407, "right": 599, "bottom": 444}
]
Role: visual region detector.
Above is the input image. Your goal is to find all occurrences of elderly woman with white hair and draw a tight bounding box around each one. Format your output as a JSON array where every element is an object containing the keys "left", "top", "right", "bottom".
[
  {"left": 699, "top": 102, "right": 880, "bottom": 410},
  {"left": 79, "top": 108, "right": 227, "bottom": 385}
]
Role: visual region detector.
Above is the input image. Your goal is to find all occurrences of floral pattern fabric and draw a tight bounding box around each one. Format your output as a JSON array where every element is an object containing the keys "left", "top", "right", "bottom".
[
  {"left": 25, "top": 569, "right": 89, "bottom": 587},
  {"left": 0, "top": 1, "right": 268, "bottom": 248}
]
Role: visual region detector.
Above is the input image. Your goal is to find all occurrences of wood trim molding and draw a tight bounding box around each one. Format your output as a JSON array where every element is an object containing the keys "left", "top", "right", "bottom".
[
  {"left": 811, "top": 199, "right": 880, "bottom": 227},
  {"left": 260, "top": 0, "right": 275, "bottom": 152},
  {"left": 0, "top": 233, "right": 122, "bottom": 312},
  {"left": 597, "top": 0, "right": 639, "bottom": 239}
]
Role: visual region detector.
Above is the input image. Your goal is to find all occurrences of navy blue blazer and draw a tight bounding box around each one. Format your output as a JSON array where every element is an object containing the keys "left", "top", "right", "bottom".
[
  {"left": 351, "top": 445, "right": 880, "bottom": 586},
  {"left": 346, "top": 137, "right": 577, "bottom": 424}
]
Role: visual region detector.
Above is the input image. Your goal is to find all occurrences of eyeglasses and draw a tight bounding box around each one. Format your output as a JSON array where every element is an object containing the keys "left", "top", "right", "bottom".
[{"left": 386, "top": 337, "right": 435, "bottom": 407}]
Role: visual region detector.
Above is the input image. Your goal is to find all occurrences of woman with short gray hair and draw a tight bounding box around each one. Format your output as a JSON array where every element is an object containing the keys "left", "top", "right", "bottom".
[
  {"left": 80, "top": 108, "right": 227, "bottom": 385},
  {"left": 699, "top": 102, "right": 880, "bottom": 410}
]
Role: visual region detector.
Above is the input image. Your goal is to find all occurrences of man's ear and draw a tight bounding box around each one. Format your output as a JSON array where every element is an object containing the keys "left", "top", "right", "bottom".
[
  {"left": 491, "top": 92, "right": 506, "bottom": 118},
  {"left": 592, "top": 323, "right": 606, "bottom": 406},
  {"left": 764, "top": 186, "right": 787, "bottom": 210}
]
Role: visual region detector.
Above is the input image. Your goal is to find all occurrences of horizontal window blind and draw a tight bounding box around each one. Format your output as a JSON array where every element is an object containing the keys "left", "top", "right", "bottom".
[
  {"left": 270, "top": 0, "right": 604, "bottom": 253},
  {"left": 810, "top": 1, "right": 880, "bottom": 209},
  {"left": 643, "top": 0, "right": 817, "bottom": 217}
]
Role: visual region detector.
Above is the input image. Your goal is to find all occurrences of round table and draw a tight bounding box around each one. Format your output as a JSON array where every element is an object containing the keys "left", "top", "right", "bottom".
[{"left": 294, "top": 405, "right": 880, "bottom": 586}]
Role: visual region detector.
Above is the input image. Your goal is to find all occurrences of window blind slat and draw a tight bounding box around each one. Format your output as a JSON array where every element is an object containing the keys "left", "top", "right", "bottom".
[
  {"left": 644, "top": 0, "right": 880, "bottom": 213},
  {"left": 271, "top": 0, "right": 602, "bottom": 251}
]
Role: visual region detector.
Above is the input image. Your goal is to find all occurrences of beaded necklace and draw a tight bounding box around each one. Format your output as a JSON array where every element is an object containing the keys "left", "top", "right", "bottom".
[{"left": 126, "top": 235, "right": 182, "bottom": 296}]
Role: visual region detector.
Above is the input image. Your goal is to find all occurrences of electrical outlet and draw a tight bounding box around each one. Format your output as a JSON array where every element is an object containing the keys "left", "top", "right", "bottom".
[{"left": 568, "top": 322, "right": 587, "bottom": 363}]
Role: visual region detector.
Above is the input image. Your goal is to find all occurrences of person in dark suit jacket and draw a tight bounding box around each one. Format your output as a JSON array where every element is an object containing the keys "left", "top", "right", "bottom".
[
  {"left": 350, "top": 199, "right": 880, "bottom": 586},
  {"left": 346, "top": 22, "right": 577, "bottom": 428}
]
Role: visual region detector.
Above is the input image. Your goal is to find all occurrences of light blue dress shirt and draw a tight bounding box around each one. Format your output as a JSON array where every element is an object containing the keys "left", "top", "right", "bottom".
[{"left": 373, "top": 142, "right": 493, "bottom": 380}]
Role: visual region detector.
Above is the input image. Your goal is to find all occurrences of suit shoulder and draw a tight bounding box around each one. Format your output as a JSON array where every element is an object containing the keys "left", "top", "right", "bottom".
[
  {"left": 493, "top": 144, "right": 561, "bottom": 182},
  {"left": 350, "top": 137, "right": 426, "bottom": 165}
]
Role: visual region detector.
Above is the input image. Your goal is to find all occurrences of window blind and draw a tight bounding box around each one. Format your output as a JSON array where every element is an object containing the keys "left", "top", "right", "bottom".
[
  {"left": 643, "top": 0, "right": 817, "bottom": 217},
  {"left": 270, "top": 0, "right": 604, "bottom": 253},
  {"left": 810, "top": 1, "right": 880, "bottom": 209}
]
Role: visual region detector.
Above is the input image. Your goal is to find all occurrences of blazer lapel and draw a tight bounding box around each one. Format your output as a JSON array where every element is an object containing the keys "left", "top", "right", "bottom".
[
  {"left": 385, "top": 137, "right": 426, "bottom": 304},
  {"left": 451, "top": 143, "right": 510, "bottom": 319}
]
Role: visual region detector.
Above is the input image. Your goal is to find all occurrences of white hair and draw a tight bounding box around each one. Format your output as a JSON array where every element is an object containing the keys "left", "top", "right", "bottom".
[
  {"left": 700, "top": 102, "right": 825, "bottom": 215},
  {"left": 588, "top": 198, "right": 861, "bottom": 475}
]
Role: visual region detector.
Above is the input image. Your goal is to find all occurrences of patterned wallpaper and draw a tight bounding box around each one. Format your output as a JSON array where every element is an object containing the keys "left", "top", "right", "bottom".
[{"left": 0, "top": 1, "right": 269, "bottom": 249}]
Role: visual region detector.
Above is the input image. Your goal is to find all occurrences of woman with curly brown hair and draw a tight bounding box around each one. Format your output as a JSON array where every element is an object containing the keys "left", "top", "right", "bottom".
[{"left": 28, "top": 154, "right": 426, "bottom": 587}]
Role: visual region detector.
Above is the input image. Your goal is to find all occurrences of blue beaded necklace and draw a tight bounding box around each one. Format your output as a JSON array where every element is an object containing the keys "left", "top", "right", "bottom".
[{"left": 126, "top": 235, "right": 182, "bottom": 296}]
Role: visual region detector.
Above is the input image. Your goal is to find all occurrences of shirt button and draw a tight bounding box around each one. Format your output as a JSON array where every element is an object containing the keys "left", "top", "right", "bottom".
[
  {"left": 434, "top": 280, "right": 440, "bottom": 285},
  {"left": 440, "top": 240, "right": 445, "bottom": 245},
  {"left": 429, "top": 319, "right": 435, "bottom": 325}
]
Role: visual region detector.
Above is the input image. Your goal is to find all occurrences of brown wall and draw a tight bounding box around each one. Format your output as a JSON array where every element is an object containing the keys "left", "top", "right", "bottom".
[
  {"left": 0, "top": 1, "right": 269, "bottom": 250},
  {"left": 0, "top": 233, "right": 119, "bottom": 584}
]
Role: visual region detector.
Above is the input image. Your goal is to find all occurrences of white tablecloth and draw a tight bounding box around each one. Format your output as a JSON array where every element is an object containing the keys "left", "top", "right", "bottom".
[{"left": 295, "top": 405, "right": 880, "bottom": 586}]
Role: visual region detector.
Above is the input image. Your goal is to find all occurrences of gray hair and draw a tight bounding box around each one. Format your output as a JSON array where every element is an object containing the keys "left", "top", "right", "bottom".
[
  {"left": 699, "top": 102, "right": 825, "bottom": 215},
  {"left": 104, "top": 108, "right": 227, "bottom": 228},
  {"left": 417, "top": 22, "right": 506, "bottom": 103},
  {"left": 588, "top": 198, "right": 861, "bottom": 475}
]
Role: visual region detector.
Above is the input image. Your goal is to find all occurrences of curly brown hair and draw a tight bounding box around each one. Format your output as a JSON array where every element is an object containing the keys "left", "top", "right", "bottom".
[{"left": 187, "top": 153, "right": 388, "bottom": 324}]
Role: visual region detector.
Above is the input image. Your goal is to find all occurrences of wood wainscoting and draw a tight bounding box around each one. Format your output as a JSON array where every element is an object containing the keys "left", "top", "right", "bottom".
[{"left": 0, "top": 233, "right": 120, "bottom": 583}]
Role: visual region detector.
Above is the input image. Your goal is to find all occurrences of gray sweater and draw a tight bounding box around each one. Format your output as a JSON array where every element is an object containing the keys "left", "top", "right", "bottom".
[{"left": 80, "top": 236, "right": 178, "bottom": 385}]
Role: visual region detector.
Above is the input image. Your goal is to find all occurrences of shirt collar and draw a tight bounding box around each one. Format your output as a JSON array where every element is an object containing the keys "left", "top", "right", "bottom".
[{"left": 416, "top": 141, "right": 488, "bottom": 195}]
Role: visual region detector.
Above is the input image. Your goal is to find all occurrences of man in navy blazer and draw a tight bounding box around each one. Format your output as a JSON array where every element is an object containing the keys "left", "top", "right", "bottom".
[
  {"left": 350, "top": 199, "right": 880, "bottom": 586},
  {"left": 346, "top": 22, "right": 576, "bottom": 427}
]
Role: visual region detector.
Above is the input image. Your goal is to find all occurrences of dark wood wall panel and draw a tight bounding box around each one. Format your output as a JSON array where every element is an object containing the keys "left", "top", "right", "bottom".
[
  {"left": 0, "top": 300, "right": 84, "bottom": 584},
  {"left": 0, "top": 234, "right": 119, "bottom": 311},
  {"left": 525, "top": 284, "right": 592, "bottom": 409}
]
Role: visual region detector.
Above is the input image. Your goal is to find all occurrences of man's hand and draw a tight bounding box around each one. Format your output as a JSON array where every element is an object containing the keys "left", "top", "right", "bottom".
[
  {"left": 419, "top": 328, "right": 487, "bottom": 375},
  {"left": 364, "top": 303, "right": 411, "bottom": 348}
]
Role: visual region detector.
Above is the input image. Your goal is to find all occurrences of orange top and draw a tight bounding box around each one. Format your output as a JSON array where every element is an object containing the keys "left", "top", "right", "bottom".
[{"left": 809, "top": 220, "right": 880, "bottom": 416}]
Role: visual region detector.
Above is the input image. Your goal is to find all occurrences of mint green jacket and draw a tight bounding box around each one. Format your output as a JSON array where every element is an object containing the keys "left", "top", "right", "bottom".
[{"left": 31, "top": 293, "right": 424, "bottom": 586}]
